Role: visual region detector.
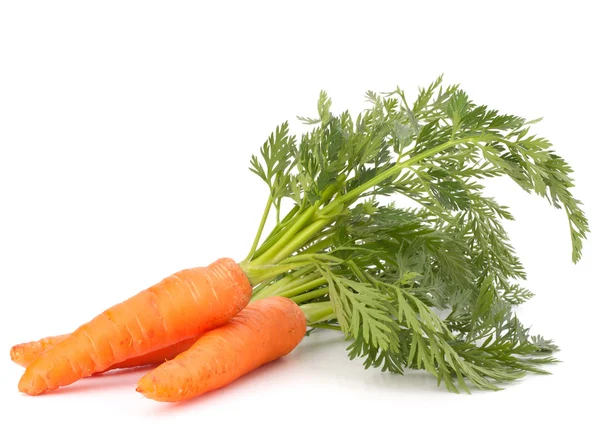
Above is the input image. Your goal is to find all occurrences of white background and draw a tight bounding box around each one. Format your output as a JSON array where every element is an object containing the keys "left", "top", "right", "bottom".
[{"left": 1, "top": 1, "right": 598, "bottom": 439}]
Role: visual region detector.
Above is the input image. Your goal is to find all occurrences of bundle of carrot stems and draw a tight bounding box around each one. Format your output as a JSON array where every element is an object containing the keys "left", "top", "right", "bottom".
[{"left": 11, "top": 78, "right": 588, "bottom": 401}]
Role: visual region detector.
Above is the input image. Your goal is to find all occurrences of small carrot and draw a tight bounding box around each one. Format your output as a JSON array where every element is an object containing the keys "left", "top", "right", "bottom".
[
  {"left": 136, "top": 296, "right": 306, "bottom": 402},
  {"left": 18, "top": 257, "right": 252, "bottom": 395},
  {"left": 10, "top": 334, "right": 198, "bottom": 372},
  {"left": 10, "top": 334, "right": 67, "bottom": 368}
]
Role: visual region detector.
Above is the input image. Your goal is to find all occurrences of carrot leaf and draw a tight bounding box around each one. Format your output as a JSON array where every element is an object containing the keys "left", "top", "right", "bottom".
[{"left": 241, "top": 76, "right": 588, "bottom": 392}]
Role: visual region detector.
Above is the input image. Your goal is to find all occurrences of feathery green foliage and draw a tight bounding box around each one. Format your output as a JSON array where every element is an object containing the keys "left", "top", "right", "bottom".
[{"left": 242, "top": 76, "right": 588, "bottom": 392}]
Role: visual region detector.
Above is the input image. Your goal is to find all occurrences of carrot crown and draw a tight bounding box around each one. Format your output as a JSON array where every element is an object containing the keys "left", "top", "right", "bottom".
[{"left": 239, "top": 76, "right": 589, "bottom": 393}]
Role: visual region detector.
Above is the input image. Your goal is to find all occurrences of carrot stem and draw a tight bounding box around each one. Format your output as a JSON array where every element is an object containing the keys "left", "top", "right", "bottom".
[
  {"left": 243, "top": 261, "right": 312, "bottom": 286},
  {"left": 250, "top": 205, "right": 301, "bottom": 260},
  {"left": 254, "top": 273, "right": 327, "bottom": 300},
  {"left": 247, "top": 176, "right": 344, "bottom": 268},
  {"left": 299, "top": 235, "right": 334, "bottom": 255},
  {"left": 244, "top": 195, "right": 273, "bottom": 261},
  {"left": 289, "top": 287, "right": 329, "bottom": 304},
  {"left": 267, "top": 216, "right": 335, "bottom": 265},
  {"left": 309, "top": 323, "right": 342, "bottom": 331},
  {"left": 251, "top": 265, "right": 316, "bottom": 298},
  {"left": 250, "top": 206, "right": 317, "bottom": 266},
  {"left": 277, "top": 277, "right": 327, "bottom": 299},
  {"left": 252, "top": 272, "right": 323, "bottom": 301},
  {"left": 300, "top": 301, "right": 335, "bottom": 323}
]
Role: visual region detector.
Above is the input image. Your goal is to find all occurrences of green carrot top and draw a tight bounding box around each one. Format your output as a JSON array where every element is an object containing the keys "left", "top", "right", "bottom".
[{"left": 238, "top": 76, "right": 589, "bottom": 393}]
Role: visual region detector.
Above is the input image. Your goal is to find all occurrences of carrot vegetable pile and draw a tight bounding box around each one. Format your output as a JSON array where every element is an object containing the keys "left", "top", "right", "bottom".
[{"left": 11, "top": 77, "right": 588, "bottom": 400}]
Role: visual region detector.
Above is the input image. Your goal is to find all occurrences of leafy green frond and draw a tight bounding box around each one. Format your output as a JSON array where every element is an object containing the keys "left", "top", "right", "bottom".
[
  {"left": 243, "top": 77, "right": 586, "bottom": 393},
  {"left": 249, "top": 122, "right": 296, "bottom": 200},
  {"left": 317, "top": 264, "right": 399, "bottom": 353},
  {"left": 502, "top": 284, "right": 535, "bottom": 305}
]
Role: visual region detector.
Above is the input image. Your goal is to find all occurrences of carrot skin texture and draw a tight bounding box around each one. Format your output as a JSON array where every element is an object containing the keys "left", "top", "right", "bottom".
[
  {"left": 18, "top": 258, "right": 252, "bottom": 395},
  {"left": 104, "top": 338, "right": 198, "bottom": 371},
  {"left": 10, "top": 334, "right": 67, "bottom": 368},
  {"left": 136, "top": 296, "right": 307, "bottom": 402},
  {"left": 10, "top": 335, "right": 198, "bottom": 372}
]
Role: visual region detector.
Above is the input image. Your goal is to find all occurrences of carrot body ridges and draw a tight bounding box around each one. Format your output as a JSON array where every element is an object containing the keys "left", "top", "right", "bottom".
[
  {"left": 107, "top": 338, "right": 198, "bottom": 371},
  {"left": 10, "top": 334, "right": 68, "bottom": 368},
  {"left": 136, "top": 296, "right": 307, "bottom": 402},
  {"left": 18, "top": 258, "right": 252, "bottom": 395},
  {"left": 10, "top": 334, "right": 199, "bottom": 372}
]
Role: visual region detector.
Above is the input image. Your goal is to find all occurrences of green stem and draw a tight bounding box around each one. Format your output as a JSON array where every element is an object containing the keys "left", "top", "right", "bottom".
[
  {"left": 300, "top": 301, "right": 335, "bottom": 323},
  {"left": 252, "top": 205, "right": 300, "bottom": 259},
  {"left": 252, "top": 272, "right": 322, "bottom": 301},
  {"left": 251, "top": 257, "right": 318, "bottom": 298},
  {"left": 248, "top": 275, "right": 277, "bottom": 297},
  {"left": 299, "top": 235, "right": 334, "bottom": 255},
  {"left": 244, "top": 261, "right": 312, "bottom": 286},
  {"left": 347, "top": 260, "right": 368, "bottom": 283},
  {"left": 290, "top": 287, "right": 329, "bottom": 304},
  {"left": 279, "top": 254, "right": 343, "bottom": 265},
  {"left": 320, "top": 136, "right": 481, "bottom": 216},
  {"left": 250, "top": 176, "right": 345, "bottom": 266},
  {"left": 251, "top": 206, "right": 317, "bottom": 266},
  {"left": 269, "top": 217, "right": 333, "bottom": 264},
  {"left": 279, "top": 277, "right": 327, "bottom": 299},
  {"left": 308, "top": 323, "right": 342, "bottom": 331},
  {"left": 244, "top": 195, "right": 273, "bottom": 261},
  {"left": 318, "top": 173, "right": 347, "bottom": 207}
]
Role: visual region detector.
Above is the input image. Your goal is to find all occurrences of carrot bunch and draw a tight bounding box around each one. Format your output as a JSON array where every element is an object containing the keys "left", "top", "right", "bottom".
[
  {"left": 11, "top": 78, "right": 588, "bottom": 399},
  {"left": 11, "top": 259, "right": 311, "bottom": 402}
]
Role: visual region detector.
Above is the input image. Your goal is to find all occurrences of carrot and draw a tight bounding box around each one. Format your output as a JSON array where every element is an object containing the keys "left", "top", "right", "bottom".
[
  {"left": 10, "top": 334, "right": 67, "bottom": 368},
  {"left": 10, "top": 334, "right": 198, "bottom": 372},
  {"left": 18, "top": 257, "right": 252, "bottom": 396},
  {"left": 136, "top": 296, "right": 306, "bottom": 402}
]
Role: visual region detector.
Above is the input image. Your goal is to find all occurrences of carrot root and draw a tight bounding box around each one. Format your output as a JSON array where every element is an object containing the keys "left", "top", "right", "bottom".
[
  {"left": 10, "top": 334, "right": 68, "bottom": 368},
  {"left": 18, "top": 257, "right": 252, "bottom": 396},
  {"left": 10, "top": 334, "right": 199, "bottom": 373},
  {"left": 136, "top": 296, "right": 307, "bottom": 402}
]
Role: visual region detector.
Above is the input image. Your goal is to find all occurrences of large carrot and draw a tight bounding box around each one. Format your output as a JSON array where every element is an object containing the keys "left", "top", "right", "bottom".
[
  {"left": 10, "top": 334, "right": 198, "bottom": 372},
  {"left": 18, "top": 258, "right": 252, "bottom": 395},
  {"left": 136, "top": 296, "right": 306, "bottom": 402}
]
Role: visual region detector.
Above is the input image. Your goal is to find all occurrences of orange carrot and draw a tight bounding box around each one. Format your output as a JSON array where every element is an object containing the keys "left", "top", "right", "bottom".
[
  {"left": 10, "top": 334, "right": 67, "bottom": 368},
  {"left": 10, "top": 334, "right": 198, "bottom": 372},
  {"left": 136, "top": 296, "right": 306, "bottom": 402},
  {"left": 18, "top": 257, "right": 252, "bottom": 396}
]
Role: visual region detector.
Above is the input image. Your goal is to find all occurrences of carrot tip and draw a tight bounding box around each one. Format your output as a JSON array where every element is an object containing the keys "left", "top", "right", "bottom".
[
  {"left": 136, "top": 376, "right": 152, "bottom": 396},
  {"left": 18, "top": 374, "right": 45, "bottom": 396},
  {"left": 10, "top": 346, "right": 28, "bottom": 368},
  {"left": 136, "top": 374, "right": 173, "bottom": 401}
]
